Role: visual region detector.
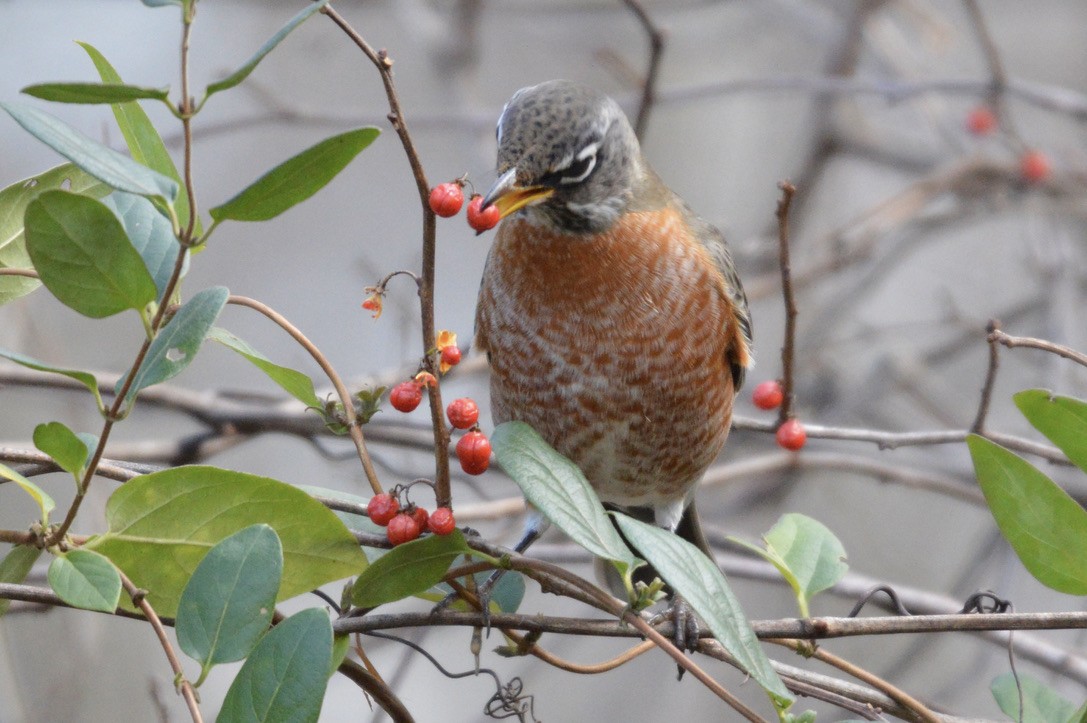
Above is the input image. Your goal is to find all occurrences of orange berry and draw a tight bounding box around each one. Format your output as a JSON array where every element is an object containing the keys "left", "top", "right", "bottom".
[
  {"left": 456, "top": 430, "right": 491, "bottom": 475},
  {"left": 1020, "top": 150, "right": 1050, "bottom": 184},
  {"left": 390, "top": 381, "right": 423, "bottom": 413},
  {"left": 446, "top": 397, "right": 479, "bottom": 429},
  {"left": 387, "top": 513, "right": 422, "bottom": 545},
  {"left": 366, "top": 493, "right": 400, "bottom": 526},
  {"left": 965, "top": 106, "right": 997, "bottom": 136},
  {"left": 429, "top": 182, "right": 464, "bottom": 217},
  {"left": 776, "top": 418, "right": 807, "bottom": 451},
  {"left": 428, "top": 507, "right": 456, "bottom": 535},
  {"left": 752, "top": 380, "right": 784, "bottom": 410},
  {"left": 440, "top": 345, "right": 462, "bottom": 369},
  {"left": 467, "top": 195, "right": 500, "bottom": 233}
]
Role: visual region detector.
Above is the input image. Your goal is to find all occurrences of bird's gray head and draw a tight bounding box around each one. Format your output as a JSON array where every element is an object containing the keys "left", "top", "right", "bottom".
[{"left": 482, "top": 80, "right": 642, "bottom": 234}]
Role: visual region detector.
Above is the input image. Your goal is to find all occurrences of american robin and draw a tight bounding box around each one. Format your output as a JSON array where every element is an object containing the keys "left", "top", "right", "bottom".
[{"left": 475, "top": 80, "right": 753, "bottom": 603}]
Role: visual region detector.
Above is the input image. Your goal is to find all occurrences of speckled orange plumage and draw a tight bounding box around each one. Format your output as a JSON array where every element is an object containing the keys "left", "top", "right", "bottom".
[{"left": 476, "top": 205, "right": 745, "bottom": 517}]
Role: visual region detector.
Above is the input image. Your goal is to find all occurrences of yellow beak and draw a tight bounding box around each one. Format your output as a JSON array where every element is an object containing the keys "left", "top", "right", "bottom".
[{"left": 483, "top": 168, "right": 554, "bottom": 220}]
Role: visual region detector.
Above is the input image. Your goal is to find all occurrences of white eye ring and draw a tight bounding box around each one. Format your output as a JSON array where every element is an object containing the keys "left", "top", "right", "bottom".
[{"left": 558, "top": 142, "right": 599, "bottom": 185}]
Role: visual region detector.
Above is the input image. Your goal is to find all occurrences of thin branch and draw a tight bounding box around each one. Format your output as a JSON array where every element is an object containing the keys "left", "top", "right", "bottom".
[
  {"left": 336, "top": 658, "right": 415, "bottom": 722},
  {"left": 972, "top": 319, "right": 1002, "bottom": 433},
  {"left": 226, "top": 294, "right": 381, "bottom": 493},
  {"left": 619, "top": 0, "right": 665, "bottom": 139},
  {"left": 989, "top": 327, "right": 1087, "bottom": 369},
  {"left": 775, "top": 181, "right": 799, "bottom": 423},
  {"left": 771, "top": 639, "right": 940, "bottom": 723},
  {"left": 119, "top": 572, "right": 203, "bottom": 723},
  {"left": 321, "top": 3, "right": 451, "bottom": 508}
]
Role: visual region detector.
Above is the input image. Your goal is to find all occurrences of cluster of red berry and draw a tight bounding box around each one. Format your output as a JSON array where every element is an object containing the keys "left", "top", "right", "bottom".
[
  {"left": 752, "top": 380, "right": 807, "bottom": 451},
  {"left": 429, "top": 181, "right": 500, "bottom": 232},
  {"left": 964, "top": 105, "right": 1051, "bottom": 184},
  {"left": 388, "top": 382, "right": 492, "bottom": 476},
  {"left": 367, "top": 490, "right": 457, "bottom": 545}
]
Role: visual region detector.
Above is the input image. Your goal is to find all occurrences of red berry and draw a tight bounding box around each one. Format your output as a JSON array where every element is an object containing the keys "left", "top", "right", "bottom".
[
  {"left": 1020, "top": 150, "right": 1050, "bottom": 184},
  {"left": 386, "top": 513, "right": 422, "bottom": 545},
  {"left": 410, "top": 505, "right": 429, "bottom": 531},
  {"left": 440, "top": 345, "right": 462, "bottom": 368},
  {"left": 428, "top": 507, "right": 456, "bottom": 535},
  {"left": 466, "top": 195, "right": 500, "bottom": 233},
  {"left": 456, "top": 430, "right": 492, "bottom": 475},
  {"left": 752, "top": 380, "right": 784, "bottom": 410},
  {"left": 965, "top": 106, "right": 997, "bottom": 136},
  {"left": 776, "top": 418, "right": 807, "bottom": 451},
  {"left": 366, "top": 493, "right": 400, "bottom": 526},
  {"left": 446, "top": 397, "right": 480, "bottom": 429},
  {"left": 389, "top": 381, "right": 423, "bottom": 413},
  {"left": 429, "top": 182, "right": 464, "bottom": 217}
]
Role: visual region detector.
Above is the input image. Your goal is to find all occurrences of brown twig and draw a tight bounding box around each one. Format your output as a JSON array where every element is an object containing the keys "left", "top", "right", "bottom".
[
  {"left": 989, "top": 327, "right": 1087, "bottom": 369},
  {"left": 337, "top": 658, "right": 415, "bottom": 722},
  {"left": 972, "top": 319, "right": 1002, "bottom": 433},
  {"left": 771, "top": 639, "right": 940, "bottom": 723},
  {"left": 226, "top": 294, "right": 381, "bottom": 493},
  {"left": 775, "top": 181, "right": 799, "bottom": 423},
  {"left": 619, "top": 0, "right": 665, "bottom": 139},
  {"left": 321, "top": 4, "right": 451, "bottom": 508},
  {"left": 119, "top": 572, "right": 203, "bottom": 723}
]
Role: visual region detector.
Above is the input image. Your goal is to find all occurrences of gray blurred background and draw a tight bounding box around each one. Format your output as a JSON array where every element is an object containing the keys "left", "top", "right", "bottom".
[{"left": 2, "top": 0, "right": 1086, "bottom": 720}]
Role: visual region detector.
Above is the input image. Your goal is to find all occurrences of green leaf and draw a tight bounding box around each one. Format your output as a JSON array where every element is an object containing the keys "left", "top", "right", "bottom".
[
  {"left": 1015, "top": 389, "right": 1087, "bottom": 473},
  {"left": 205, "top": 0, "right": 332, "bottom": 98},
  {"left": 177, "top": 525, "right": 282, "bottom": 675},
  {"left": 117, "top": 286, "right": 228, "bottom": 408},
  {"left": 209, "top": 127, "right": 379, "bottom": 222},
  {"left": 0, "top": 163, "right": 111, "bottom": 305},
  {"left": 0, "top": 101, "right": 178, "bottom": 201},
  {"left": 733, "top": 513, "right": 848, "bottom": 617},
  {"left": 991, "top": 671, "right": 1078, "bottom": 723},
  {"left": 217, "top": 607, "right": 332, "bottom": 723},
  {"left": 329, "top": 634, "right": 350, "bottom": 678},
  {"left": 0, "top": 546, "right": 43, "bottom": 616},
  {"left": 208, "top": 327, "right": 321, "bottom": 409},
  {"left": 0, "top": 462, "right": 56, "bottom": 524},
  {"left": 351, "top": 530, "right": 472, "bottom": 609},
  {"left": 33, "top": 421, "right": 90, "bottom": 479},
  {"left": 101, "top": 192, "right": 185, "bottom": 301},
  {"left": 77, "top": 42, "right": 194, "bottom": 232},
  {"left": 24, "top": 190, "right": 157, "bottom": 317},
  {"left": 968, "top": 434, "right": 1087, "bottom": 594},
  {"left": 47, "top": 549, "right": 121, "bottom": 613},
  {"left": 0, "top": 347, "right": 104, "bottom": 412},
  {"left": 84, "top": 465, "right": 366, "bottom": 617},
  {"left": 491, "top": 421, "right": 640, "bottom": 581},
  {"left": 613, "top": 514, "right": 794, "bottom": 707},
  {"left": 22, "top": 82, "right": 170, "bottom": 105}
]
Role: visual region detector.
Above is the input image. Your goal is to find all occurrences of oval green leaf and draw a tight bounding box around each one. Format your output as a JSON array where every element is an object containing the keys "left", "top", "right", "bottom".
[
  {"left": 177, "top": 524, "right": 282, "bottom": 673},
  {"left": 0, "top": 101, "right": 178, "bottom": 201},
  {"left": 491, "top": 421, "right": 639, "bottom": 577},
  {"left": 0, "top": 346, "right": 104, "bottom": 412},
  {"left": 118, "top": 286, "right": 228, "bottom": 407},
  {"left": 24, "top": 190, "right": 157, "bottom": 318},
  {"left": 351, "top": 530, "right": 472, "bottom": 609},
  {"left": 209, "top": 127, "right": 379, "bottom": 222},
  {"left": 47, "top": 548, "right": 121, "bottom": 613},
  {"left": 0, "top": 462, "right": 56, "bottom": 524},
  {"left": 613, "top": 513, "right": 794, "bottom": 706},
  {"left": 205, "top": 0, "right": 332, "bottom": 98},
  {"left": 1014, "top": 389, "right": 1087, "bottom": 474},
  {"left": 0, "top": 545, "right": 44, "bottom": 616},
  {"left": 967, "top": 434, "right": 1087, "bottom": 595},
  {"left": 217, "top": 607, "right": 332, "bottom": 723},
  {"left": 84, "top": 465, "right": 365, "bottom": 617},
  {"left": 208, "top": 327, "right": 321, "bottom": 409},
  {"left": 22, "top": 82, "right": 170, "bottom": 105},
  {"left": 0, "top": 163, "right": 111, "bottom": 306},
  {"left": 101, "top": 192, "right": 185, "bottom": 300},
  {"left": 33, "top": 421, "right": 90, "bottom": 479},
  {"left": 78, "top": 42, "right": 194, "bottom": 232},
  {"left": 763, "top": 513, "right": 848, "bottom": 610},
  {"left": 991, "top": 671, "right": 1078, "bottom": 723}
]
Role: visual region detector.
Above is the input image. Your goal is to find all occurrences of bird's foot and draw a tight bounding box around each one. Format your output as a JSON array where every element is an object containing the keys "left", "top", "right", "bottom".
[{"left": 649, "top": 594, "right": 701, "bottom": 679}]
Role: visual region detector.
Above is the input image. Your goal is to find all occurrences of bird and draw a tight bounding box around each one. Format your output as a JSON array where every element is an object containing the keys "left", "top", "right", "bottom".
[{"left": 474, "top": 80, "right": 753, "bottom": 636}]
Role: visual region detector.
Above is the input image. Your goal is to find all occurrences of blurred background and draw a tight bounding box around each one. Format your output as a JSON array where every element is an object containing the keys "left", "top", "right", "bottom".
[{"left": 2, "top": 0, "right": 1086, "bottom": 720}]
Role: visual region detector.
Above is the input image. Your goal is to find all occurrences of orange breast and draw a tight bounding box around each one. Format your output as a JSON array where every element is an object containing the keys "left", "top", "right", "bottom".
[{"left": 476, "top": 207, "right": 737, "bottom": 507}]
